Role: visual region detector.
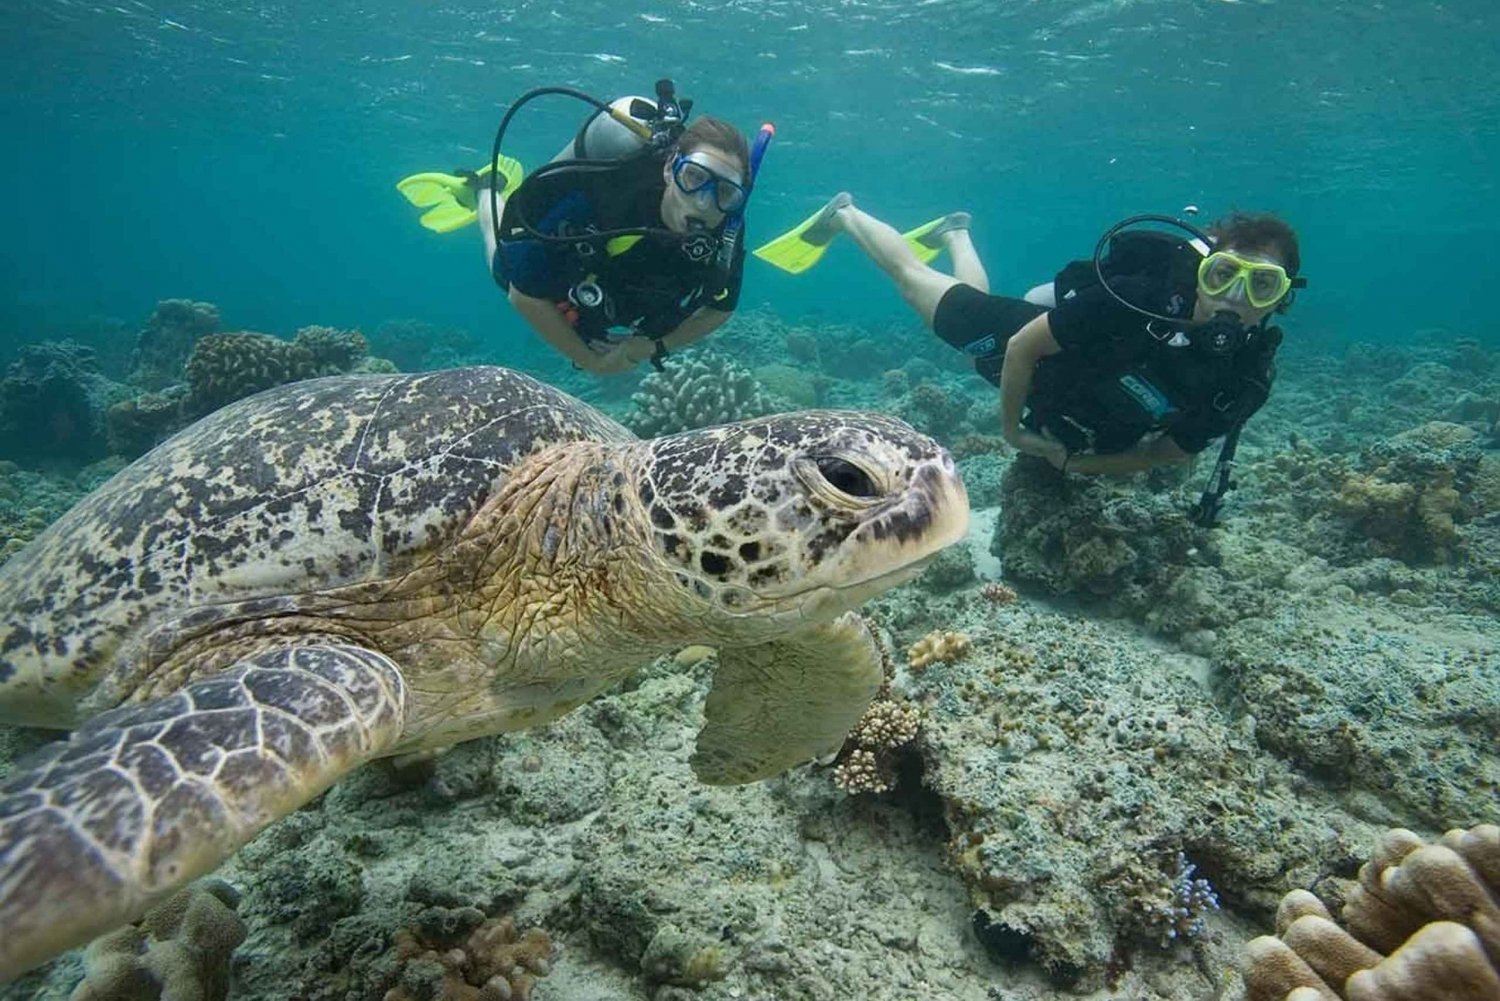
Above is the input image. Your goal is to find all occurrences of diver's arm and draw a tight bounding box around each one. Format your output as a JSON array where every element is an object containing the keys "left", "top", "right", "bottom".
[
  {"left": 508, "top": 287, "right": 613, "bottom": 373},
  {"left": 657, "top": 306, "right": 732, "bottom": 352},
  {"left": 998, "top": 314, "right": 1067, "bottom": 461},
  {"left": 599, "top": 307, "right": 733, "bottom": 372},
  {"left": 1062, "top": 435, "right": 1191, "bottom": 475}
]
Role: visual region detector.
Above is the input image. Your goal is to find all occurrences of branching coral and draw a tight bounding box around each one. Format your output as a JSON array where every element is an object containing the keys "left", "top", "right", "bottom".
[
  {"left": 833, "top": 697, "right": 922, "bottom": 794},
  {"left": 1104, "top": 852, "right": 1220, "bottom": 950},
  {"left": 1243, "top": 824, "right": 1500, "bottom": 1001},
  {"left": 69, "top": 879, "right": 246, "bottom": 1001},
  {"left": 906, "top": 629, "right": 971, "bottom": 671},
  {"left": 831, "top": 630, "right": 923, "bottom": 795},
  {"left": 625, "top": 352, "right": 778, "bottom": 436},
  {"left": 383, "top": 915, "right": 553, "bottom": 1001},
  {"left": 183, "top": 331, "right": 318, "bottom": 416},
  {"left": 980, "top": 582, "right": 1018, "bottom": 606}
]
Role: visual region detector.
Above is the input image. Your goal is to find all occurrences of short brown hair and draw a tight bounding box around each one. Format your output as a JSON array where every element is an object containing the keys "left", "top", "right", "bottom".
[
  {"left": 678, "top": 116, "right": 750, "bottom": 175},
  {"left": 1209, "top": 211, "right": 1301, "bottom": 276}
]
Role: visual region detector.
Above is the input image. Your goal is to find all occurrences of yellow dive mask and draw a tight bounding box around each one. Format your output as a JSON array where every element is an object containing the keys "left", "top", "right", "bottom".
[{"left": 1196, "top": 251, "right": 1293, "bottom": 309}]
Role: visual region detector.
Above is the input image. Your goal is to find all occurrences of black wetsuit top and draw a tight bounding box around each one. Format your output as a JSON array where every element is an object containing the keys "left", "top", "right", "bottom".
[
  {"left": 934, "top": 274, "right": 1276, "bottom": 455},
  {"left": 1036, "top": 277, "right": 1276, "bottom": 454},
  {"left": 494, "top": 153, "right": 745, "bottom": 343}
]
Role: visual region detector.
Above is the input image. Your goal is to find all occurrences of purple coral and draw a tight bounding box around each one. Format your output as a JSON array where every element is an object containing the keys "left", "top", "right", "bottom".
[{"left": 1158, "top": 852, "right": 1220, "bottom": 946}]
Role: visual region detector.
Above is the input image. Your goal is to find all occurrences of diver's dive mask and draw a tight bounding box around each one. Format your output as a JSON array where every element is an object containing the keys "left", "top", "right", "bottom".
[
  {"left": 1197, "top": 251, "right": 1293, "bottom": 309},
  {"left": 671, "top": 154, "right": 749, "bottom": 214}
]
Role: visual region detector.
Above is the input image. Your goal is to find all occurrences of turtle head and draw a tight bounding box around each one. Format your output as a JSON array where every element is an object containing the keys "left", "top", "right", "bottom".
[{"left": 636, "top": 412, "right": 969, "bottom": 635}]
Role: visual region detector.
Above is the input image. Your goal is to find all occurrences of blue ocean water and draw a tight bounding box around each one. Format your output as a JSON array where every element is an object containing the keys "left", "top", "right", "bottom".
[{"left": 2, "top": 0, "right": 1496, "bottom": 365}]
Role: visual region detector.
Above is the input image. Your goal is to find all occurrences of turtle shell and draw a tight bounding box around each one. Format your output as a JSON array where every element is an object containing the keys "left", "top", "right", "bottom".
[{"left": 0, "top": 367, "right": 632, "bottom": 725}]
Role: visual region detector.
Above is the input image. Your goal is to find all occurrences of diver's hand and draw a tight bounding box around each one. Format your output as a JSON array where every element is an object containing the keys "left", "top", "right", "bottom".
[
  {"left": 1006, "top": 428, "right": 1069, "bottom": 468},
  {"left": 618, "top": 336, "right": 658, "bottom": 364},
  {"left": 591, "top": 338, "right": 653, "bottom": 375},
  {"left": 1040, "top": 440, "right": 1071, "bottom": 471}
]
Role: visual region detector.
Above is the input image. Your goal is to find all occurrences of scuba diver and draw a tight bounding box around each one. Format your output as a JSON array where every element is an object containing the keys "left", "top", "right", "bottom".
[
  {"left": 754, "top": 195, "right": 1303, "bottom": 524},
  {"left": 399, "top": 80, "right": 773, "bottom": 375}
]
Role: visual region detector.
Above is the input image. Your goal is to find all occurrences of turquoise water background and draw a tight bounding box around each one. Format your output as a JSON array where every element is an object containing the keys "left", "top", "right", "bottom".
[{"left": 2, "top": 0, "right": 1496, "bottom": 367}]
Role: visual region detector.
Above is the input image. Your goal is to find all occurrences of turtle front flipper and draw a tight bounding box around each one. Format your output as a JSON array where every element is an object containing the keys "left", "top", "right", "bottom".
[
  {"left": 0, "top": 643, "right": 406, "bottom": 981},
  {"left": 690, "top": 612, "right": 883, "bottom": 785}
]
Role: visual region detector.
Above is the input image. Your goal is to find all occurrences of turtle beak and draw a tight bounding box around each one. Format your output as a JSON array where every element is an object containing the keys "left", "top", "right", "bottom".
[{"left": 840, "top": 457, "right": 970, "bottom": 592}]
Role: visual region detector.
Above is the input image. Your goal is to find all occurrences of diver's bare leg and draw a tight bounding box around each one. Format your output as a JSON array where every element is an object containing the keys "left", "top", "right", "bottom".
[
  {"left": 945, "top": 229, "right": 990, "bottom": 293},
  {"left": 831, "top": 203, "right": 963, "bottom": 329}
]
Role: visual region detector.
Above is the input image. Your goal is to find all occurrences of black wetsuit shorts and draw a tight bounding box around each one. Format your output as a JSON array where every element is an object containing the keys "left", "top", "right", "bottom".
[{"left": 932, "top": 284, "right": 1047, "bottom": 386}]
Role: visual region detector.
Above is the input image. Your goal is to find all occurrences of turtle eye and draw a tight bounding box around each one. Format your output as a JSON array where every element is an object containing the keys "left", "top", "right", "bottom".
[{"left": 815, "top": 456, "right": 880, "bottom": 499}]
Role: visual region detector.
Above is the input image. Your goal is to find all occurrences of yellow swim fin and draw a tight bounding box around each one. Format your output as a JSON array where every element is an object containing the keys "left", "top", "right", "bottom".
[
  {"left": 752, "top": 192, "right": 852, "bottom": 274},
  {"left": 396, "top": 154, "right": 526, "bottom": 234},
  {"left": 901, "top": 212, "right": 972, "bottom": 265}
]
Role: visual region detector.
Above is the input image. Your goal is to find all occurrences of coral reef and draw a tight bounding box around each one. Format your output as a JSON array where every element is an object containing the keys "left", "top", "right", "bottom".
[
  {"left": 105, "top": 386, "right": 189, "bottom": 459},
  {"left": 956, "top": 450, "right": 1007, "bottom": 508},
  {"left": 751, "top": 362, "right": 823, "bottom": 408},
  {"left": 109, "top": 320, "right": 389, "bottom": 456},
  {"left": 980, "top": 581, "right": 1018, "bottom": 606},
  {"left": 1104, "top": 851, "right": 1221, "bottom": 950},
  {"left": 918, "top": 541, "right": 977, "bottom": 593},
  {"left": 832, "top": 695, "right": 921, "bottom": 795},
  {"left": 1331, "top": 422, "right": 1485, "bottom": 564},
  {"left": 0, "top": 462, "right": 102, "bottom": 562},
  {"left": 890, "top": 592, "right": 1396, "bottom": 989},
  {"left": 783, "top": 327, "right": 819, "bottom": 365},
  {"left": 994, "top": 456, "right": 1200, "bottom": 593},
  {"left": 950, "top": 432, "right": 1009, "bottom": 461},
  {"left": 3, "top": 319, "right": 1499, "bottom": 1001},
  {"left": 1215, "top": 602, "right": 1498, "bottom": 828},
  {"left": 383, "top": 915, "right": 553, "bottom": 1001},
  {"left": 707, "top": 306, "right": 935, "bottom": 380},
  {"left": 293, "top": 324, "right": 369, "bottom": 374},
  {"left": 639, "top": 923, "right": 727, "bottom": 988},
  {"left": 905, "top": 380, "right": 972, "bottom": 441},
  {"left": 129, "top": 300, "right": 221, "bottom": 389},
  {"left": 68, "top": 879, "right": 246, "bottom": 1001},
  {"left": 625, "top": 351, "right": 778, "bottom": 436},
  {"left": 183, "top": 331, "right": 319, "bottom": 416},
  {"left": 236, "top": 811, "right": 365, "bottom": 944},
  {"left": 367, "top": 319, "right": 482, "bottom": 374},
  {"left": 1243, "top": 824, "right": 1500, "bottom": 1000},
  {"left": 907, "top": 629, "right": 971, "bottom": 670},
  {"left": 0, "top": 340, "right": 130, "bottom": 465},
  {"left": 882, "top": 368, "right": 909, "bottom": 397}
]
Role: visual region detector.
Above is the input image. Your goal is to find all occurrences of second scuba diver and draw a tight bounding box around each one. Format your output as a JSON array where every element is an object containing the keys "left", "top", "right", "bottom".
[
  {"left": 754, "top": 195, "right": 1303, "bottom": 522},
  {"left": 400, "top": 81, "right": 771, "bottom": 375}
]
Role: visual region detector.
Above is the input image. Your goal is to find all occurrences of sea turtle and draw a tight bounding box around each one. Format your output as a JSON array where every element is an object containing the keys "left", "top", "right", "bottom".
[{"left": 0, "top": 365, "right": 967, "bottom": 979}]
